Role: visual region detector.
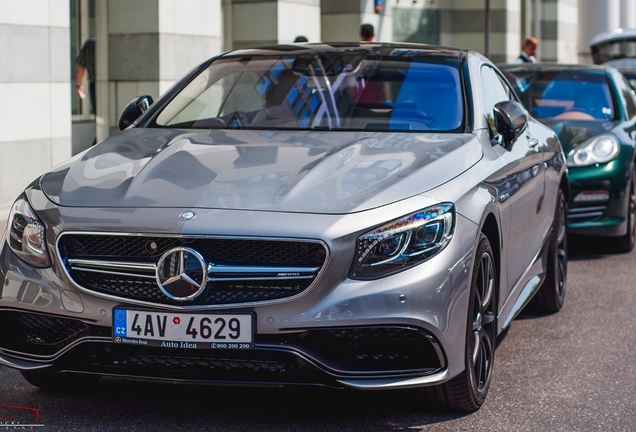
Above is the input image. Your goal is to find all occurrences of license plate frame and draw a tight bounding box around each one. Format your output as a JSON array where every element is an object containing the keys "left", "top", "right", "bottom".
[{"left": 112, "top": 308, "right": 254, "bottom": 350}]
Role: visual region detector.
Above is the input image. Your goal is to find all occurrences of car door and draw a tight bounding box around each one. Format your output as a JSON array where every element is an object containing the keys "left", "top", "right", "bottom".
[{"left": 480, "top": 65, "right": 546, "bottom": 298}]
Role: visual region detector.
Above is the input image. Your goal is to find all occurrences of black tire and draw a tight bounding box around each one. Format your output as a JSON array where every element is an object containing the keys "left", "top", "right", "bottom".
[
  {"left": 424, "top": 234, "right": 496, "bottom": 412},
  {"left": 532, "top": 188, "right": 567, "bottom": 313},
  {"left": 20, "top": 369, "right": 101, "bottom": 391},
  {"left": 614, "top": 165, "right": 636, "bottom": 253}
]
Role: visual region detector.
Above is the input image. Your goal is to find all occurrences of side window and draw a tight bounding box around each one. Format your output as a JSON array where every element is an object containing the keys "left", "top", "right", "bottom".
[
  {"left": 615, "top": 72, "right": 636, "bottom": 120},
  {"left": 628, "top": 90, "right": 636, "bottom": 120},
  {"left": 480, "top": 66, "right": 514, "bottom": 140}
]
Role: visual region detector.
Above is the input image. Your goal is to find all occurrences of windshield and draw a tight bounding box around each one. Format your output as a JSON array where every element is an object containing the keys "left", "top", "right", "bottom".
[
  {"left": 503, "top": 70, "right": 615, "bottom": 121},
  {"left": 154, "top": 53, "right": 464, "bottom": 132}
]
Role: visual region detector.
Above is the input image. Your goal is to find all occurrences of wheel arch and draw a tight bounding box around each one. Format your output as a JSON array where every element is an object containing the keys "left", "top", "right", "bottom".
[
  {"left": 560, "top": 173, "right": 570, "bottom": 204},
  {"left": 480, "top": 213, "right": 501, "bottom": 302}
]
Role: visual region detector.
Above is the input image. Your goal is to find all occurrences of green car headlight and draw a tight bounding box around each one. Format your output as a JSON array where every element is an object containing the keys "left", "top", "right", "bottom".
[
  {"left": 350, "top": 203, "right": 455, "bottom": 280},
  {"left": 7, "top": 195, "right": 51, "bottom": 268},
  {"left": 567, "top": 134, "right": 620, "bottom": 167}
]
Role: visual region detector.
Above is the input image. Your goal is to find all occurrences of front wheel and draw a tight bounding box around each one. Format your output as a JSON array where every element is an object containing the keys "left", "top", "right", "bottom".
[{"left": 423, "top": 234, "right": 496, "bottom": 412}]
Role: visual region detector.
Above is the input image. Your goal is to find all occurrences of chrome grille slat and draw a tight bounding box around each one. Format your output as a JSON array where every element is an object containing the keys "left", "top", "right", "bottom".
[
  {"left": 68, "top": 259, "right": 157, "bottom": 279},
  {"left": 69, "top": 267, "right": 158, "bottom": 280},
  {"left": 57, "top": 233, "right": 328, "bottom": 307},
  {"left": 68, "top": 259, "right": 157, "bottom": 272}
]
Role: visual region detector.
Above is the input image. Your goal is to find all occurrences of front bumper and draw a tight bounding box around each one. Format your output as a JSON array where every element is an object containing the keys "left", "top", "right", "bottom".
[
  {"left": 566, "top": 162, "right": 630, "bottom": 236},
  {"left": 0, "top": 197, "right": 478, "bottom": 390},
  {"left": 0, "top": 309, "right": 447, "bottom": 388}
]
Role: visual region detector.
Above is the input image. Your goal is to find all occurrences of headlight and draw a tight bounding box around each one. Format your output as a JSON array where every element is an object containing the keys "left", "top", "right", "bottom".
[
  {"left": 350, "top": 203, "right": 455, "bottom": 280},
  {"left": 7, "top": 195, "right": 51, "bottom": 267},
  {"left": 567, "top": 134, "right": 620, "bottom": 167}
]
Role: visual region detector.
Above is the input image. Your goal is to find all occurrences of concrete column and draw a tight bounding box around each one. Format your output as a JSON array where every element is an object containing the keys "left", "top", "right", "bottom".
[
  {"left": 439, "top": 0, "right": 521, "bottom": 64},
  {"left": 100, "top": 0, "right": 223, "bottom": 137},
  {"left": 539, "top": 0, "right": 578, "bottom": 63},
  {"left": 321, "top": 0, "right": 392, "bottom": 43},
  {"left": 0, "top": 0, "right": 72, "bottom": 218},
  {"left": 620, "top": 0, "right": 636, "bottom": 29},
  {"left": 229, "top": 0, "right": 321, "bottom": 49},
  {"left": 578, "top": 0, "right": 620, "bottom": 64}
]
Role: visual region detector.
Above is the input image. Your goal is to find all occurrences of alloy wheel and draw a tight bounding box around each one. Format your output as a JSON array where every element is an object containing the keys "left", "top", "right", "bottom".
[
  {"left": 471, "top": 250, "right": 495, "bottom": 394},
  {"left": 555, "top": 194, "right": 567, "bottom": 302}
]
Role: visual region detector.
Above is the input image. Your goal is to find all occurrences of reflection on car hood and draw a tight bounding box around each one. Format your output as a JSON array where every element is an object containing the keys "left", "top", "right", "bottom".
[
  {"left": 41, "top": 129, "right": 482, "bottom": 214},
  {"left": 538, "top": 119, "right": 620, "bottom": 153}
]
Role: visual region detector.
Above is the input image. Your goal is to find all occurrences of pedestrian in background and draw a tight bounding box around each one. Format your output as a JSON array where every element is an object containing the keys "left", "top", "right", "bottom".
[
  {"left": 359, "top": 23, "right": 375, "bottom": 42},
  {"left": 75, "top": 37, "right": 96, "bottom": 112},
  {"left": 516, "top": 37, "right": 538, "bottom": 63}
]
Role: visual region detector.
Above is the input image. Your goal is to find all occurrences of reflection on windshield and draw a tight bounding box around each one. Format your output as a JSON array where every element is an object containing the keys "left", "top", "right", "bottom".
[
  {"left": 155, "top": 53, "right": 463, "bottom": 133},
  {"left": 503, "top": 70, "right": 615, "bottom": 121}
]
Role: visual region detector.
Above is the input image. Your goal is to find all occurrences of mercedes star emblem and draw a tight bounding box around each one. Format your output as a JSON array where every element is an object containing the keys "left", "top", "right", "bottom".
[
  {"left": 179, "top": 211, "right": 196, "bottom": 221},
  {"left": 156, "top": 247, "right": 207, "bottom": 300}
]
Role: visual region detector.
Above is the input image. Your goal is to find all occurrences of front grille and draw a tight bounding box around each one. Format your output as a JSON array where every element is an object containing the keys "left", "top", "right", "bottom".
[
  {"left": 296, "top": 327, "right": 443, "bottom": 374},
  {"left": 57, "top": 233, "right": 327, "bottom": 306},
  {"left": 59, "top": 235, "right": 326, "bottom": 266},
  {"left": 65, "top": 343, "right": 331, "bottom": 385}
]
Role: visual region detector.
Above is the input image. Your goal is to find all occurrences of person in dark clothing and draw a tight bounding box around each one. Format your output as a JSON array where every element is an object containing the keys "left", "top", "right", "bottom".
[
  {"left": 75, "top": 37, "right": 96, "bottom": 112},
  {"left": 360, "top": 23, "right": 375, "bottom": 41},
  {"left": 516, "top": 37, "right": 538, "bottom": 63},
  {"left": 294, "top": 36, "right": 308, "bottom": 42}
]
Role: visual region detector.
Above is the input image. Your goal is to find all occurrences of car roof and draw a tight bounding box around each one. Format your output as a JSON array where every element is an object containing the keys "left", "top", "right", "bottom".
[
  {"left": 219, "top": 42, "right": 466, "bottom": 60},
  {"left": 498, "top": 63, "right": 613, "bottom": 75},
  {"left": 590, "top": 28, "right": 636, "bottom": 46}
]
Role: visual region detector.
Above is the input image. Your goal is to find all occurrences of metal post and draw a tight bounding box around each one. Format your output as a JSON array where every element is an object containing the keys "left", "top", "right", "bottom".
[{"left": 485, "top": 0, "right": 491, "bottom": 58}]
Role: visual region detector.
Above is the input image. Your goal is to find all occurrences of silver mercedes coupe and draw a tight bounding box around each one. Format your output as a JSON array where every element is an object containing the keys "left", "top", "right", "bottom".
[{"left": 0, "top": 43, "right": 568, "bottom": 411}]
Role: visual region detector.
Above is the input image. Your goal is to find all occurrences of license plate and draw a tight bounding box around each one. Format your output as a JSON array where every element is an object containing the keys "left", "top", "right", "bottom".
[{"left": 113, "top": 308, "right": 253, "bottom": 349}]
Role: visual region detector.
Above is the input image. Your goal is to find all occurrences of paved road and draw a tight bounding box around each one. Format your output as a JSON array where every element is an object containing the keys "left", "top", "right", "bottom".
[{"left": 1, "top": 236, "right": 635, "bottom": 431}]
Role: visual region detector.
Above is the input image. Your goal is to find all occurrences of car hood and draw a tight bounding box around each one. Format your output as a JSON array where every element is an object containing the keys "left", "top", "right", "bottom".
[
  {"left": 538, "top": 119, "right": 620, "bottom": 154},
  {"left": 41, "top": 129, "right": 482, "bottom": 214}
]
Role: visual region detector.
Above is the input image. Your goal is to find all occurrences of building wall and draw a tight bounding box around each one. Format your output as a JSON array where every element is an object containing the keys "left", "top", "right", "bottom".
[
  {"left": 620, "top": 0, "right": 636, "bottom": 29},
  {"left": 0, "top": 0, "right": 72, "bottom": 218},
  {"left": 379, "top": 0, "right": 524, "bottom": 64},
  {"left": 392, "top": 0, "right": 440, "bottom": 45},
  {"left": 228, "top": 0, "right": 321, "bottom": 49},
  {"left": 96, "top": 0, "right": 223, "bottom": 139},
  {"left": 440, "top": 0, "right": 522, "bottom": 64},
  {"left": 578, "top": 0, "right": 620, "bottom": 64},
  {"left": 321, "top": 0, "right": 392, "bottom": 42},
  {"left": 539, "top": 0, "right": 578, "bottom": 63}
]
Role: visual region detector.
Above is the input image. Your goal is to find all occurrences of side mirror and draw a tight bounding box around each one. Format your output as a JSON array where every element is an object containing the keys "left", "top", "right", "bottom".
[
  {"left": 118, "top": 95, "right": 154, "bottom": 131},
  {"left": 493, "top": 100, "right": 527, "bottom": 150}
]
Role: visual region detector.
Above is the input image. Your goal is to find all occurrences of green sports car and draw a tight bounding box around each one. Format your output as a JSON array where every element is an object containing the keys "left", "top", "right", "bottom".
[{"left": 501, "top": 64, "right": 636, "bottom": 251}]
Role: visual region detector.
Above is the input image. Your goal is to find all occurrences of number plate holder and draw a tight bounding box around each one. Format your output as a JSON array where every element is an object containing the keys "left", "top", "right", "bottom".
[{"left": 113, "top": 308, "right": 254, "bottom": 350}]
